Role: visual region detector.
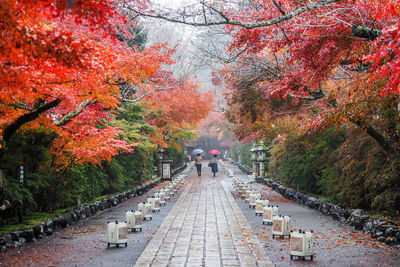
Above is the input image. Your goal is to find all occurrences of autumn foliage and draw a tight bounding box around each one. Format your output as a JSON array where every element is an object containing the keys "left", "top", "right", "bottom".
[
  {"left": 160, "top": 0, "right": 400, "bottom": 213},
  {"left": 0, "top": 0, "right": 212, "bottom": 170}
]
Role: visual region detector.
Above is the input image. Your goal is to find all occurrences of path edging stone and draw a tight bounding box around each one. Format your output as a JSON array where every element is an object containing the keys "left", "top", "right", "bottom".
[
  {"left": 0, "top": 166, "right": 187, "bottom": 253},
  {"left": 255, "top": 176, "right": 400, "bottom": 249}
]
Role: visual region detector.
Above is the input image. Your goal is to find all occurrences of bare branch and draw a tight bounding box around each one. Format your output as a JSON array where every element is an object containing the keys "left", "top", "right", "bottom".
[
  {"left": 119, "top": 80, "right": 185, "bottom": 103},
  {"left": 272, "top": 0, "right": 286, "bottom": 15},
  {"left": 127, "top": 0, "right": 341, "bottom": 29},
  {"left": 55, "top": 99, "right": 95, "bottom": 126}
]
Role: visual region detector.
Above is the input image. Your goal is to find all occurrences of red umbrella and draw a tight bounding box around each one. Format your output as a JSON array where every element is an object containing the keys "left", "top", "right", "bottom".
[{"left": 208, "top": 149, "right": 222, "bottom": 155}]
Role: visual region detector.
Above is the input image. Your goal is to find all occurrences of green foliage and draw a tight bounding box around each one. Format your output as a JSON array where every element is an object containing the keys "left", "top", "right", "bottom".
[
  {"left": 0, "top": 209, "right": 70, "bottom": 234},
  {"left": 334, "top": 127, "right": 400, "bottom": 213},
  {"left": 116, "top": 23, "right": 148, "bottom": 51},
  {"left": 268, "top": 125, "right": 400, "bottom": 215},
  {"left": 165, "top": 139, "right": 185, "bottom": 169},
  {"left": 269, "top": 127, "right": 346, "bottom": 199},
  {"left": 0, "top": 130, "right": 55, "bottom": 221},
  {"left": 230, "top": 142, "right": 252, "bottom": 169},
  {"left": 0, "top": 99, "right": 190, "bottom": 228},
  {"left": 126, "top": 25, "right": 148, "bottom": 51}
]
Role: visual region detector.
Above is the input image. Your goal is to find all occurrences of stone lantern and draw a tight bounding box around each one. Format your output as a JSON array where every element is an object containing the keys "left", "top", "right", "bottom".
[
  {"left": 158, "top": 146, "right": 173, "bottom": 181},
  {"left": 251, "top": 141, "right": 268, "bottom": 178}
]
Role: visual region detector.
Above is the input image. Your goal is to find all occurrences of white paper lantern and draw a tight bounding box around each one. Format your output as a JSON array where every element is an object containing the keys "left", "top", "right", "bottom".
[
  {"left": 272, "top": 215, "right": 291, "bottom": 239},
  {"left": 290, "top": 229, "right": 314, "bottom": 260},
  {"left": 107, "top": 221, "right": 128, "bottom": 248}
]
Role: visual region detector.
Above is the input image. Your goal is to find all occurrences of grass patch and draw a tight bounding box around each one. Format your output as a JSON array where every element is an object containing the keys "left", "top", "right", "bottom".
[
  {"left": 366, "top": 211, "right": 400, "bottom": 224},
  {"left": 0, "top": 208, "right": 71, "bottom": 234},
  {"left": 310, "top": 193, "right": 335, "bottom": 203},
  {"left": 0, "top": 184, "right": 150, "bottom": 235},
  {"left": 93, "top": 194, "right": 111, "bottom": 201}
]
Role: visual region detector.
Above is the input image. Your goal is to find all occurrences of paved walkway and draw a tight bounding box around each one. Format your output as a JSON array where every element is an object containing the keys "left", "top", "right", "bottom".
[
  {"left": 229, "top": 164, "right": 400, "bottom": 266},
  {"left": 0, "top": 180, "right": 185, "bottom": 267},
  {"left": 134, "top": 168, "right": 273, "bottom": 267}
]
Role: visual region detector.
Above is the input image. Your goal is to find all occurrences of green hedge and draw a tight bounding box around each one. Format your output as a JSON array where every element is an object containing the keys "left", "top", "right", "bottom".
[
  {"left": 0, "top": 130, "right": 186, "bottom": 226},
  {"left": 230, "top": 142, "right": 252, "bottom": 169},
  {"left": 268, "top": 126, "right": 400, "bottom": 215}
]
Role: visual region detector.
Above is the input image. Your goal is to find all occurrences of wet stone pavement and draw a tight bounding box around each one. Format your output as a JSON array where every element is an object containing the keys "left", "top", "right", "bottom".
[
  {"left": 2, "top": 163, "right": 400, "bottom": 267},
  {"left": 229, "top": 164, "right": 400, "bottom": 266},
  {"left": 134, "top": 167, "right": 272, "bottom": 267},
  {"left": 0, "top": 180, "right": 186, "bottom": 267}
]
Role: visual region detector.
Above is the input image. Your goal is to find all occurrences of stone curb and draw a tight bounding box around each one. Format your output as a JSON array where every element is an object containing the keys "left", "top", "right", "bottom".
[
  {"left": 230, "top": 160, "right": 400, "bottom": 249},
  {"left": 255, "top": 177, "right": 400, "bottom": 249},
  {"left": 221, "top": 181, "right": 274, "bottom": 266},
  {"left": 0, "top": 165, "right": 188, "bottom": 252},
  {"left": 231, "top": 161, "right": 253, "bottom": 175}
]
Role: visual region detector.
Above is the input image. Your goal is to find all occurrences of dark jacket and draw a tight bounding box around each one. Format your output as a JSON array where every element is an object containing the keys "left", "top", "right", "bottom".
[{"left": 210, "top": 158, "right": 218, "bottom": 173}]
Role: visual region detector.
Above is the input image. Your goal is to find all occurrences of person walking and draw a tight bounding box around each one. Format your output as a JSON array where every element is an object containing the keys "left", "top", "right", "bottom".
[
  {"left": 195, "top": 153, "right": 202, "bottom": 176},
  {"left": 209, "top": 154, "right": 218, "bottom": 177}
]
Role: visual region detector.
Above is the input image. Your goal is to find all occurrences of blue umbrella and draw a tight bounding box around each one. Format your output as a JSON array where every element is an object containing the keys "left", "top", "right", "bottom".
[{"left": 191, "top": 149, "right": 204, "bottom": 155}]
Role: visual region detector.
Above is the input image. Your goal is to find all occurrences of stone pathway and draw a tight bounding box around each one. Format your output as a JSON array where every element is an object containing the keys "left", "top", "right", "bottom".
[
  {"left": 134, "top": 168, "right": 273, "bottom": 267},
  {"left": 229, "top": 164, "right": 400, "bottom": 266},
  {"left": 0, "top": 181, "right": 185, "bottom": 267}
]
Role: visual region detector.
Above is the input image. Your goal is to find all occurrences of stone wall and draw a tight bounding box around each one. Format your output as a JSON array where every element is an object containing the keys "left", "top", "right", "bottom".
[
  {"left": 257, "top": 177, "right": 400, "bottom": 249},
  {"left": 232, "top": 162, "right": 253, "bottom": 175},
  {"left": 0, "top": 179, "right": 161, "bottom": 252},
  {"left": 172, "top": 164, "right": 187, "bottom": 176}
]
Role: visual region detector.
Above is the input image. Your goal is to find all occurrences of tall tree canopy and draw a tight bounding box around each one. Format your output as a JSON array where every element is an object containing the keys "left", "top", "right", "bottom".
[
  {"left": 0, "top": 0, "right": 213, "bottom": 169},
  {"left": 131, "top": 0, "right": 400, "bottom": 152}
]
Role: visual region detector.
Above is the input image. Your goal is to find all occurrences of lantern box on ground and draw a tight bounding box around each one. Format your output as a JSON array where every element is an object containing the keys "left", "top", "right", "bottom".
[
  {"left": 237, "top": 183, "right": 243, "bottom": 192},
  {"left": 241, "top": 186, "right": 247, "bottom": 198},
  {"left": 107, "top": 221, "right": 128, "bottom": 248},
  {"left": 255, "top": 199, "right": 269, "bottom": 215},
  {"left": 143, "top": 202, "right": 152, "bottom": 220},
  {"left": 249, "top": 192, "right": 260, "bottom": 208},
  {"left": 248, "top": 174, "right": 256, "bottom": 183},
  {"left": 147, "top": 195, "right": 160, "bottom": 212},
  {"left": 245, "top": 189, "right": 252, "bottom": 202},
  {"left": 158, "top": 192, "right": 166, "bottom": 206},
  {"left": 290, "top": 230, "right": 314, "bottom": 260},
  {"left": 272, "top": 215, "right": 291, "bottom": 239},
  {"left": 161, "top": 159, "right": 173, "bottom": 181},
  {"left": 164, "top": 188, "right": 171, "bottom": 200},
  {"left": 237, "top": 183, "right": 244, "bottom": 192},
  {"left": 126, "top": 210, "right": 142, "bottom": 232},
  {"left": 171, "top": 182, "right": 178, "bottom": 193},
  {"left": 167, "top": 184, "right": 175, "bottom": 196},
  {"left": 138, "top": 202, "right": 144, "bottom": 218},
  {"left": 137, "top": 202, "right": 144, "bottom": 218},
  {"left": 263, "top": 205, "right": 278, "bottom": 225}
]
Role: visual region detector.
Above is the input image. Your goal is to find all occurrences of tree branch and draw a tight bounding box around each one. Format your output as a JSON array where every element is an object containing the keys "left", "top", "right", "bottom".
[
  {"left": 3, "top": 99, "right": 61, "bottom": 142},
  {"left": 127, "top": 0, "right": 341, "bottom": 29},
  {"left": 351, "top": 119, "right": 391, "bottom": 152},
  {"left": 272, "top": 0, "right": 286, "bottom": 15},
  {"left": 120, "top": 84, "right": 181, "bottom": 103},
  {"left": 351, "top": 24, "right": 382, "bottom": 40},
  {"left": 55, "top": 99, "right": 95, "bottom": 126}
]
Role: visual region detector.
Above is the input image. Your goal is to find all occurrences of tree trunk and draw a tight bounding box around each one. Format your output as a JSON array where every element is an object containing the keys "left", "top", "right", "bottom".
[
  {"left": 352, "top": 120, "right": 391, "bottom": 152},
  {"left": 3, "top": 99, "right": 61, "bottom": 143}
]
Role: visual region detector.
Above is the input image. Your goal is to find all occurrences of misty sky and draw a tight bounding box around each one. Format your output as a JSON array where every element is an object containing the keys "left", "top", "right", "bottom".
[{"left": 142, "top": 0, "right": 227, "bottom": 95}]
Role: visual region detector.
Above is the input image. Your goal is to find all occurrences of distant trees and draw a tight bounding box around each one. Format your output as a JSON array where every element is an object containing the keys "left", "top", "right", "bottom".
[
  {"left": 0, "top": 0, "right": 213, "bottom": 221},
  {"left": 131, "top": 0, "right": 400, "bottom": 214}
]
